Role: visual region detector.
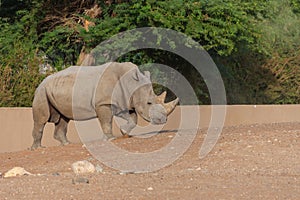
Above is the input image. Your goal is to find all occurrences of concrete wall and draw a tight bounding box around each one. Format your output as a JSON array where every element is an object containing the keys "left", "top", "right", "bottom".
[{"left": 1, "top": 105, "right": 300, "bottom": 153}]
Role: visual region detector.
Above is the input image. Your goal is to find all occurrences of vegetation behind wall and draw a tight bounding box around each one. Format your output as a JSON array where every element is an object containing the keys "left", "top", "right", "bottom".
[{"left": 0, "top": 0, "right": 299, "bottom": 106}]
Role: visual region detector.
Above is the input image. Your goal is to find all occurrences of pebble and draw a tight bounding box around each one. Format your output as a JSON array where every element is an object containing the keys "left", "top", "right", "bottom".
[
  {"left": 147, "top": 187, "right": 153, "bottom": 191},
  {"left": 196, "top": 167, "right": 201, "bottom": 171},
  {"left": 71, "top": 160, "right": 95, "bottom": 175},
  {"left": 87, "top": 157, "right": 95, "bottom": 162},
  {"left": 52, "top": 172, "right": 60, "bottom": 176},
  {"left": 72, "top": 177, "right": 90, "bottom": 184},
  {"left": 119, "top": 171, "right": 136, "bottom": 175},
  {"left": 95, "top": 164, "right": 104, "bottom": 173},
  {"left": 4, "top": 167, "right": 32, "bottom": 178}
]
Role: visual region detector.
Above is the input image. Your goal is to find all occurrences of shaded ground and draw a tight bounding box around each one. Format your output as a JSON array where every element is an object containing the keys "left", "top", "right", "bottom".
[{"left": 0, "top": 122, "right": 300, "bottom": 199}]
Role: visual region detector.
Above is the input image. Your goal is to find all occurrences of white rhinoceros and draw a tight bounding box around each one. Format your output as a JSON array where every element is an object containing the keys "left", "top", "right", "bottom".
[{"left": 31, "top": 62, "right": 178, "bottom": 149}]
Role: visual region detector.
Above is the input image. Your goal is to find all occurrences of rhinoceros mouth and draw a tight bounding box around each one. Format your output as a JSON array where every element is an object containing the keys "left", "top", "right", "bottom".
[
  {"left": 150, "top": 117, "right": 167, "bottom": 125},
  {"left": 148, "top": 104, "right": 167, "bottom": 125},
  {"left": 137, "top": 111, "right": 151, "bottom": 122}
]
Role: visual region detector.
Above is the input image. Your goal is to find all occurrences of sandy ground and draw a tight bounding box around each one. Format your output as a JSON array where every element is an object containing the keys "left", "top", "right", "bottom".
[{"left": 0, "top": 122, "right": 299, "bottom": 199}]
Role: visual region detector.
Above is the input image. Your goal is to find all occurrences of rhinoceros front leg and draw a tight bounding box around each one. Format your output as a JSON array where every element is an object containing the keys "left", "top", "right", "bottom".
[
  {"left": 31, "top": 122, "right": 46, "bottom": 150},
  {"left": 119, "top": 111, "right": 137, "bottom": 136},
  {"left": 96, "top": 105, "right": 114, "bottom": 140},
  {"left": 54, "top": 117, "right": 70, "bottom": 146}
]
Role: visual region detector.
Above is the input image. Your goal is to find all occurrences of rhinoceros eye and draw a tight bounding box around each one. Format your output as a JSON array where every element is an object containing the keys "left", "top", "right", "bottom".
[{"left": 147, "top": 102, "right": 152, "bottom": 105}]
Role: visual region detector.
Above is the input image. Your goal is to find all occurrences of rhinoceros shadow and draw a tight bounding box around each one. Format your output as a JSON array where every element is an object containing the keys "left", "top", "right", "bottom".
[{"left": 130, "top": 129, "right": 179, "bottom": 138}]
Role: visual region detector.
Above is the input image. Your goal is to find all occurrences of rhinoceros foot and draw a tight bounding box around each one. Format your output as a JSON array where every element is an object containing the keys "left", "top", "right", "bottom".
[
  {"left": 121, "top": 134, "right": 132, "bottom": 138},
  {"left": 58, "top": 141, "right": 71, "bottom": 146},
  {"left": 54, "top": 133, "right": 70, "bottom": 146},
  {"left": 104, "top": 133, "right": 115, "bottom": 141},
  {"left": 30, "top": 143, "right": 46, "bottom": 151}
]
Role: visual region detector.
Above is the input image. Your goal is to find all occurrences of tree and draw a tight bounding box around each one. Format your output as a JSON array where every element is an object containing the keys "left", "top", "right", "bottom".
[{"left": 1, "top": 0, "right": 300, "bottom": 106}]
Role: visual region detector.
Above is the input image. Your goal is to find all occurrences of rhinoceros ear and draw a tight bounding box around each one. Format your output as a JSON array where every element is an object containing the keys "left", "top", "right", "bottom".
[
  {"left": 144, "top": 71, "right": 150, "bottom": 79},
  {"left": 132, "top": 68, "right": 140, "bottom": 81}
]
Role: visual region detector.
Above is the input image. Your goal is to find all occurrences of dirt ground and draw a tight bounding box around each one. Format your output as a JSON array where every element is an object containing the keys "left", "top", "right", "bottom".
[{"left": 0, "top": 122, "right": 299, "bottom": 199}]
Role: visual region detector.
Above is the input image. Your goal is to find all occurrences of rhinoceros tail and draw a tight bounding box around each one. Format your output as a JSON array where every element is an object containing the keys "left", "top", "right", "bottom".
[{"left": 32, "top": 85, "right": 51, "bottom": 124}]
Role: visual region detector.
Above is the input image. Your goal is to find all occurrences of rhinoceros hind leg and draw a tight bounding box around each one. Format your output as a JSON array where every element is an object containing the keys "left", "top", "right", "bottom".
[
  {"left": 31, "top": 122, "right": 46, "bottom": 150},
  {"left": 96, "top": 105, "right": 114, "bottom": 140},
  {"left": 54, "top": 116, "right": 70, "bottom": 145}
]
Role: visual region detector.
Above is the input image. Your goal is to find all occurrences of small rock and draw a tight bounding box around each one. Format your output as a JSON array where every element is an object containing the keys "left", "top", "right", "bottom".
[
  {"left": 71, "top": 160, "right": 95, "bottom": 175},
  {"left": 86, "top": 157, "right": 95, "bottom": 162},
  {"left": 119, "top": 171, "right": 136, "bottom": 175},
  {"left": 147, "top": 187, "right": 154, "bottom": 191},
  {"left": 52, "top": 172, "right": 60, "bottom": 176},
  {"left": 95, "top": 164, "right": 103, "bottom": 173},
  {"left": 4, "top": 167, "right": 32, "bottom": 178},
  {"left": 72, "top": 177, "right": 89, "bottom": 184},
  {"left": 196, "top": 167, "right": 201, "bottom": 171}
]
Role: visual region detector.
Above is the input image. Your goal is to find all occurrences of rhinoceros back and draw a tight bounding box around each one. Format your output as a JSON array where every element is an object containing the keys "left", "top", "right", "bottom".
[{"left": 43, "top": 63, "right": 111, "bottom": 120}]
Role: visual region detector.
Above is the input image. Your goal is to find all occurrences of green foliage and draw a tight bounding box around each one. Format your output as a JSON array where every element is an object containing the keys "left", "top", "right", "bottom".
[
  {"left": 0, "top": 0, "right": 300, "bottom": 106},
  {"left": 0, "top": 55, "right": 45, "bottom": 107},
  {"left": 224, "top": 0, "right": 300, "bottom": 104},
  {"left": 259, "top": 0, "right": 300, "bottom": 104},
  {"left": 39, "top": 26, "right": 81, "bottom": 67},
  {"left": 290, "top": 0, "right": 300, "bottom": 13},
  {"left": 0, "top": 4, "right": 45, "bottom": 106},
  {"left": 255, "top": 0, "right": 300, "bottom": 55},
  {"left": 84, "top": 0, "right": 260, "bottom": 56}
]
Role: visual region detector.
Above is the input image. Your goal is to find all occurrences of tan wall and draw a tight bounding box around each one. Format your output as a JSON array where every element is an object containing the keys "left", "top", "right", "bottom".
[{"left": 1, "top": 105, "right": 300, "bottom": 153}]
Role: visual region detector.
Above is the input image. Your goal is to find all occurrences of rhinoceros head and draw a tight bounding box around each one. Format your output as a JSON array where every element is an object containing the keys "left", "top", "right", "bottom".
[{"left": 131, "top": 71, "right": 179, "bottom": 125}]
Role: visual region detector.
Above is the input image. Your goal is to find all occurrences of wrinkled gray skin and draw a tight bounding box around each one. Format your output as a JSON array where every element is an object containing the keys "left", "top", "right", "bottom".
[{"left": 31, "top": 62, "right": 177, "bottom": 149}]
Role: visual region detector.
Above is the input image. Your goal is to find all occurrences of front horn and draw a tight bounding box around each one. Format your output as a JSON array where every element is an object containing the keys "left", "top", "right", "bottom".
[
  {"left": 156, "top": 91, "right": 179, "bottom": 115},
  {"left": 164, "top": 98, "right": 179, "bottom": 115}
]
